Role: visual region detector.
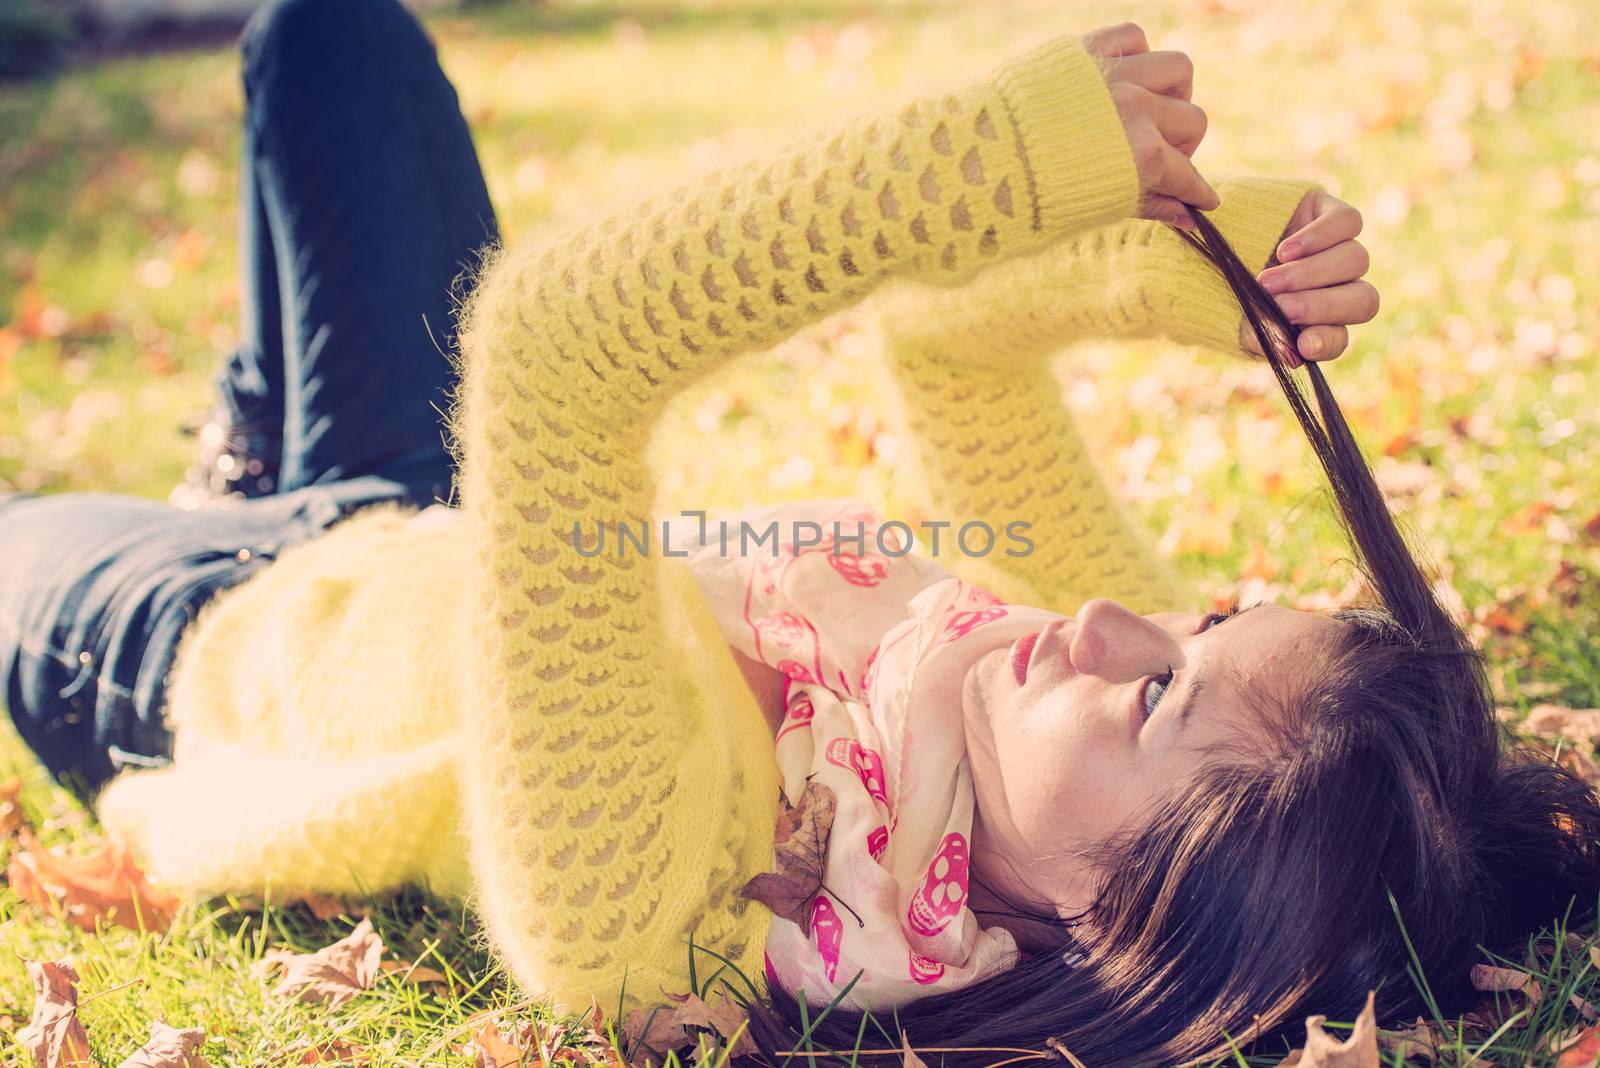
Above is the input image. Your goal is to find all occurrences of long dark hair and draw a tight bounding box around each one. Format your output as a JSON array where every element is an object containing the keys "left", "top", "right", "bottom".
[{"left": 747, "top": 209, "right": 1600, "bottom": 1065}]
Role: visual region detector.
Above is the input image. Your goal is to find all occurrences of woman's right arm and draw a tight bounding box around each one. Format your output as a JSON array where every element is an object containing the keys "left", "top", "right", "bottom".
[{"left": 872, "top": 178, "right": 1320, "bottom": 616}]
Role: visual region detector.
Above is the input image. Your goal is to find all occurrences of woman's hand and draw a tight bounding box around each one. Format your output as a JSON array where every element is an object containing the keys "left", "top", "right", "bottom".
[
  {"left": 1248, "top": 191, "right": 1379, "bottom": 366},
  {"left": 1084, "top": 23, "right": 1219, "bottom": 229}
]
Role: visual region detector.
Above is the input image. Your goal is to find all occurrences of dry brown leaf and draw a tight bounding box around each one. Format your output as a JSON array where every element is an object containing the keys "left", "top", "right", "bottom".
[
  {"left": 900, "top": 1030, "right": 928, "bottom": 1068},
  {"left": 623, "top": 1003, "right": 688, "bottom": 1059},
  {"left": 1, "top": 775, "right": 26, "bottom": 839},
  {"left": 1275, "top": 991, "right": 1378, "bottom": 1067},
  {"left": 1470, "top": 963, "right": 1543, "bottom": 1006},
  {"left": 378, "top": 959, "right": 451, "bottom": 989},
  {"left": 115, "top": 1021, "right": 214, "bottom": 1067},
  {"left": 6, "top": 830, "right": 179, "bottom": 934},
  {"left": 1380, "top": 1017, "right": 1441, "bottom": 1065},
  {"left": 739, "top": 781, "right": 836, "bottom": 935},
  {"left": 299, "top": 893, "right": 355, "bottom": 921},
  {"left": 623, "top": 992, "right": 756, "bottom": 1062},
  {"left": 471, "top": 1021, "right": 526, "bottom": 1068},
  {"left": 1525, "top": 706, "right": 1600, "bottom": 743},
  {"left": 16, "top": 959, "right": 93, "bottom": 1068},
  {"left": 263, "top": 917, "right": 384, "bottom": 1008}
]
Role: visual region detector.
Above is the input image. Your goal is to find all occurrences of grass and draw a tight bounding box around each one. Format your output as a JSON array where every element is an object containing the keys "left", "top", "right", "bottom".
[{"left": 1, "top": 0, "right": 1599, "bottom": 1062}]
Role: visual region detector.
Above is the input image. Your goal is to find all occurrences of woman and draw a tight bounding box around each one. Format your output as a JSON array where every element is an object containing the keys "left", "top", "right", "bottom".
[{"left": 2, "top": 0, "right": 1595, "bottom": 1064}]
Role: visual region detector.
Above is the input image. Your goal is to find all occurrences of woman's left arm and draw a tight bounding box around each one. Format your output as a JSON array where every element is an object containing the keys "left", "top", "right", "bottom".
[{"left": 872, "top": 183, "right": 1377, "bottom": 615}]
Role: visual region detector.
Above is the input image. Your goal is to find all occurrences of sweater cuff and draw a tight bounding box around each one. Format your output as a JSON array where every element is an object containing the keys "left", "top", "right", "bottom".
[
  {"left": 1162, "top": 177, "right": 1320, "bottom": 355},
  {"left": 991, "top": 36, "right": 1140, "bottom": 238}
]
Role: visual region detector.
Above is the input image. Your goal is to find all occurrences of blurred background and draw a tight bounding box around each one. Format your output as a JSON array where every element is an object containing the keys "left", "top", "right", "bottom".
[{"left": 2, "top": 0, "right": 1597, "bottom": 712}]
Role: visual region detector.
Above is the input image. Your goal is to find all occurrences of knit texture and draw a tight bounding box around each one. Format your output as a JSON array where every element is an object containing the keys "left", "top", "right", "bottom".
[{"left": 95, "top": 34, "right": 1312, "bottom": 1016}]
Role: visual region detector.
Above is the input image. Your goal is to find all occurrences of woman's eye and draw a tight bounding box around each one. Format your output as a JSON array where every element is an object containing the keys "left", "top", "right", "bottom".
[
  {"left": 1141, "top": 668, "right": 1175, "bottom": 718},
  {"left": 1201, "top": 610, "right": 1233, "bottom": 632}
]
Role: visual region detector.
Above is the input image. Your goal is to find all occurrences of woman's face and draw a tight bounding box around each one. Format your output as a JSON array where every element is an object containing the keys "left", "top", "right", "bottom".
[{"left": 959, "top": 597, "right": 1345, "bottom": 920}]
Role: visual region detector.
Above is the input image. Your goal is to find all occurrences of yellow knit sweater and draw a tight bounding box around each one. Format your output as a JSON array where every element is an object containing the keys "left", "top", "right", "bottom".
[{"left": 95, "top": 35, "right": 1313, "bottom": 1015}]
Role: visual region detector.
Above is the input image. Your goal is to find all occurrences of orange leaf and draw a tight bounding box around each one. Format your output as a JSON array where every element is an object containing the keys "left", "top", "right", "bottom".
[
  {"left": 16, "top": 959, "right": 93, "bottom": 1068},
  {"left": 288, "top": 1040, "right": 366, "bottom": 1065},
  {"left": 1556, "top": 1024, "right": 1600, "bottom": 1067},
  {"left": 6, "top": 830, "right": 179, "bottom": 934},
  {"left": 471, "top": 1021, "right": 526, "bottom": 1068},
  {"left": 1, "top": 775, "right": 24, "bottom": 839}
]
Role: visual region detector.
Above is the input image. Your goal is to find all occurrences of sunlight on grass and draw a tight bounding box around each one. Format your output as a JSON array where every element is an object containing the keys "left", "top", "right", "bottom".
[{"left": 2, "top": 0, "right": 1599, "bottom": 1062}]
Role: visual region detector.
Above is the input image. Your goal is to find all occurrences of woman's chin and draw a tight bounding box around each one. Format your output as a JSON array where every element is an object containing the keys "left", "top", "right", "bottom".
[{"left": 960, "top": 643, "right": 1012, "bottom": 728}]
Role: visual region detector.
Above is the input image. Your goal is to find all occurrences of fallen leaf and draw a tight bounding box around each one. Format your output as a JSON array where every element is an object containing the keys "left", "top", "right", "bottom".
[
  {"left": 1, "top": 775, "right": 25, "bottom": 839},
  {"left": 667, "top": 992, "right": 757, "bottom": 1057},
  {"left": 1379, "top": 1017, "right": 1440, "bottom": 1065},
  {"left": 115, "top": 1021, "right": 214, "bottom": 1067},
  {"left": 1525, "top": 706, "right": 1600, "bottom": 743},
  {"left": 900, "top": 1030, "right": 928, "bottom": 1068},
  {"left": 1275, "top": 991, "right": 1378, "bottom": 1067},
  {"left": 16, "top": 959, "right": 93, "bottom": 1068},
  {"left": 623, "top": 1004, "right": 687, "bottom": 1059},
  {"left": 739, "top": 781, "right": 837, "bottom": 935},
  {"left": 263, "top": 917, "right": 384, "bottom": 1008},
  {"left": 299, "top": 893, "right": 353, "bottom": 921},
  {"left": 287, "top": 1040, "right": 365, "bottom": 1065},
  {"left": 1471, "top": 964, "right": 1543, "bottom": 1005},
  {"left": 1555, "top": 1024, "right": 1600, "bottom": 1067},
  {"left": 623, "top": 992, "right": 757, "bottom": 1062},
  {"left": 471, "top": 1021, "right": 526, "bottom": 1068},
  {"left": 378, "top": 959, "right": 451, "bottom": 989},
  {"left": 6, "top": 831, "right": 179, "bottom": 934},
  {"left": 1581, "top": 510, "right": 1600, "bottom": 541}
]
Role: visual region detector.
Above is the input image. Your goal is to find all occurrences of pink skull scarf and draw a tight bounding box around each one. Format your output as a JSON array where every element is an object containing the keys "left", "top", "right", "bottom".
[{"left": 671, "top": 498, "right": 1061, "bottom": 1010}]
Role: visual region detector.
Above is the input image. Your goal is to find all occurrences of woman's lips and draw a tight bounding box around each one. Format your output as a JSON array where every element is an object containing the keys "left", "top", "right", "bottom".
[{"left": 1011, "top": 631, "right": 1041, "bottom": 685}]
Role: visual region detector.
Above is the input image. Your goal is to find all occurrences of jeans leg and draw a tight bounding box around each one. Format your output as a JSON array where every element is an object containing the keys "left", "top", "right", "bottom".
[
  {"left": 239, "top": 0, "right": 500, "bottom": 506},
  {"left": 0, "top": 478, "right": 414, "bottom": 799},
  {"left": 208, "top": 107, "right": 289, "bottom": 499}
]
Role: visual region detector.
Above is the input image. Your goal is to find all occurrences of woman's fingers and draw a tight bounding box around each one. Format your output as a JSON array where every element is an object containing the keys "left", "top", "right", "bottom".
[
  {"left": 1274, "top": 280, "right": 1381, "bottom": 327},
  {"left": 1082, "top": 22, "right": 1150, "bottom": 59},
  {"left": 1150, "top": 93, "right": 1207, "bottom": 154},
  {"left": 1099, "top": 50, "right": 1196, "bottom": 100},
  {"left": 1258, "top": 239, "right": 1370, "bottom": 294},
  {"left": 1153, "top": 140, "right": 1219, "bottom": 210},
  {"left": 1295, "top": 325, "right": 1350, "bottom": 362},
  {"left": 1277, "top": 193, "right": 1363, "bottom": 262}
]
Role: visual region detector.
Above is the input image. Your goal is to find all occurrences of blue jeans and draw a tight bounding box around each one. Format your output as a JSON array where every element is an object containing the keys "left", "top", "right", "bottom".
[{"left": 0, "top": 0, "right": 499, "bottom": 799}]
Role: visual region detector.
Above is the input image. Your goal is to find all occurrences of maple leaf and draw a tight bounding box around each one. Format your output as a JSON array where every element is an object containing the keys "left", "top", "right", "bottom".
[
  {"left": 115, "top": 1021, "right": 215, "bottom": 1068},
  {"left": 1274, "top": 991, "right": 1378, "bottom": 1067},
  {"left": 6, "top": 831, "right": 179, "bottom": 934},
  {"left": 739, "top": 780, "right": 836, "bottom": 935},
  {"left": 16, "top": 959, "right": 93, "bottom": 1068},
  {"left": 260, "top": 917, "right": 384, "bottom": 1008}
]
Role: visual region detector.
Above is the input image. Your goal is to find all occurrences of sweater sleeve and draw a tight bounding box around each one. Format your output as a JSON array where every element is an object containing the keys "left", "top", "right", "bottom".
[
  {"left": 872, "top": 178, "right": 1317, "bottom": 616},
  {"left": 449, "top": 36, "right": 1143, "bottom": 1009}
]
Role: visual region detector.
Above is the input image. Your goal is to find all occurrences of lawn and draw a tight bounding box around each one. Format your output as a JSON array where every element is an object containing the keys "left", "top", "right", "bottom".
[{"left": 2, "top": 0, "right": 1599, "bottom": 1062}]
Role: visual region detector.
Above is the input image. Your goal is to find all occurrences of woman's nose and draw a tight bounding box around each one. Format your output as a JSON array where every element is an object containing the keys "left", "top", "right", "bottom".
[{"left": 1067, "top": 598, "right": 1186, "bottom": 683}]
